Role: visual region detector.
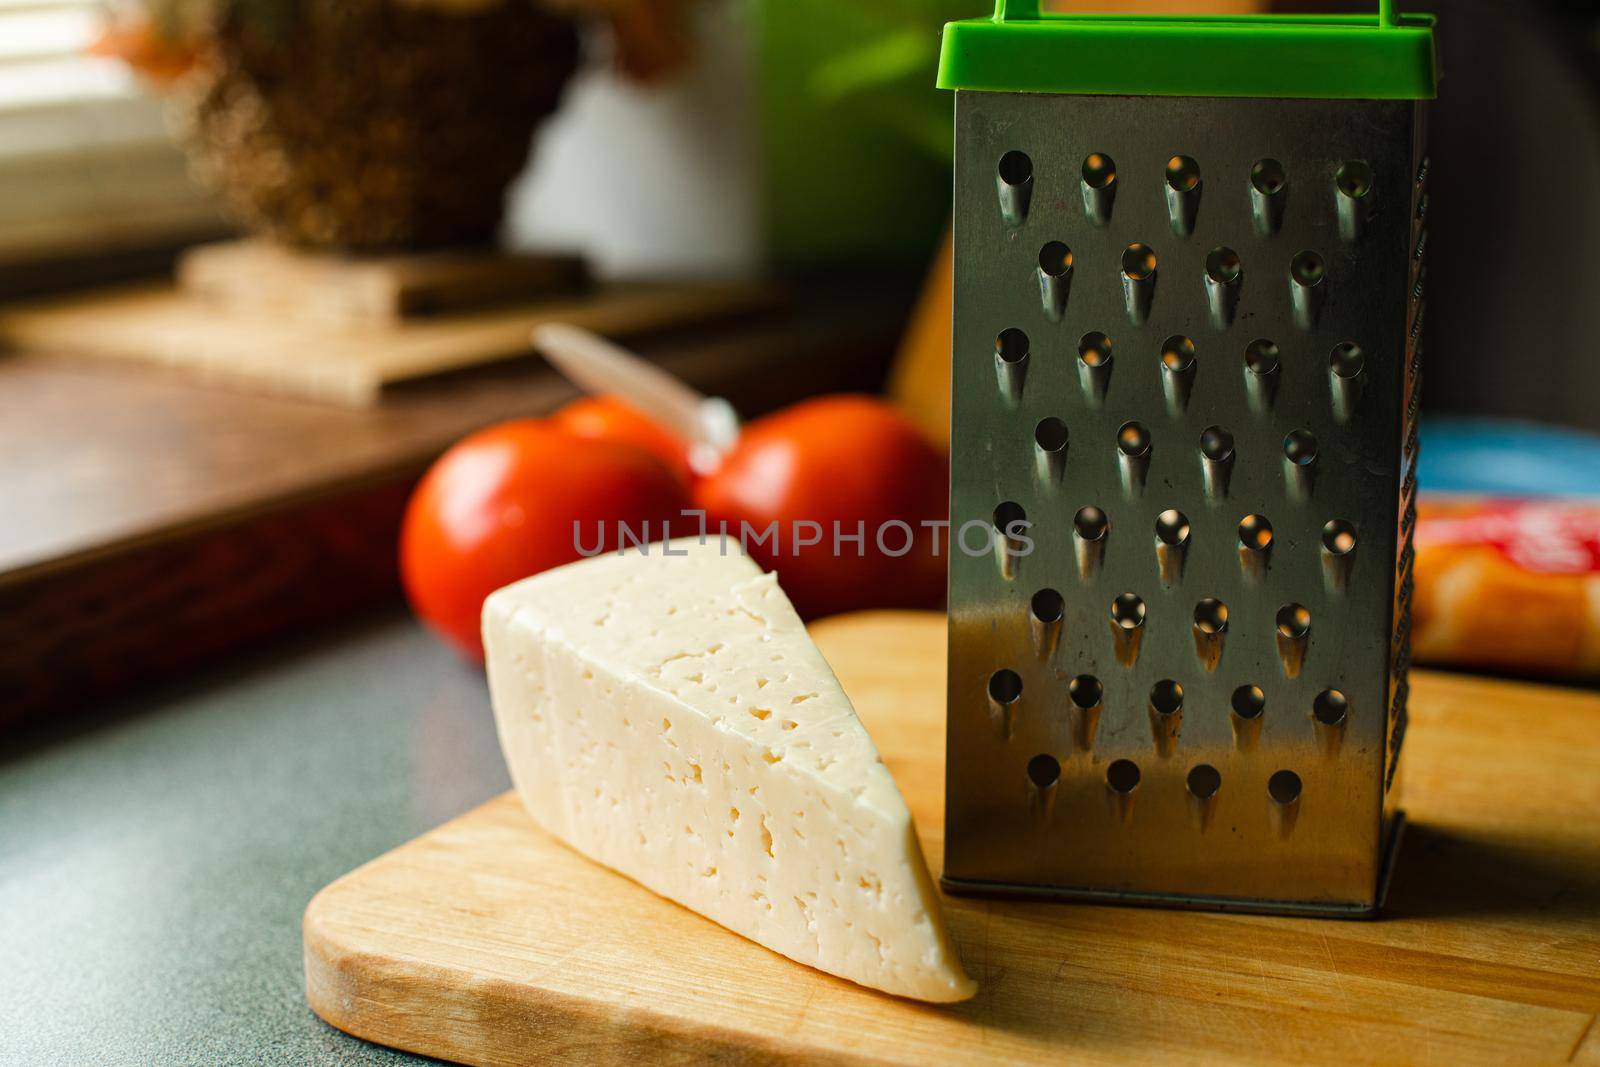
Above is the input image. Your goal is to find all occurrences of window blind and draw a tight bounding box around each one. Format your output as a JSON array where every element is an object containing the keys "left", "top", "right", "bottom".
[{"left": 0, "top": 0, "right": 221, "bottom": 263}]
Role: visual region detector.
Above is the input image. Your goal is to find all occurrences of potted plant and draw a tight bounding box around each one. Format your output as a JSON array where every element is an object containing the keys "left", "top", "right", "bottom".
[{"left": 95, "top": 0, "right": 603, "bottom": 251}]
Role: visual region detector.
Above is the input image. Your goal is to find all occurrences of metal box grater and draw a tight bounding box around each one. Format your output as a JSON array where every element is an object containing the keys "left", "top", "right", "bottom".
[{"left": 937, "top": 3, "right": 1436, "bottom": 914}]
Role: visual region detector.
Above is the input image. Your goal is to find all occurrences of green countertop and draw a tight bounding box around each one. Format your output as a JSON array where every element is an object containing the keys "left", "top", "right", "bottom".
[{"left": 0, "top": 613, "right": 506, "bottom": 1065}]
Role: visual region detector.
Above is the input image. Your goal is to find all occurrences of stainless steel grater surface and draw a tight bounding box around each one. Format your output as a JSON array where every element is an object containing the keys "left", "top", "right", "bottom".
[{"left": 944, "top": 91, "right": 1427, "bottom": 914}]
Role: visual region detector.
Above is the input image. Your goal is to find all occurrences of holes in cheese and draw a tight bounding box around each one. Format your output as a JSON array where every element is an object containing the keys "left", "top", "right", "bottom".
[{"left": 482, "top": 538, "right": 976, "bottom": 1003}]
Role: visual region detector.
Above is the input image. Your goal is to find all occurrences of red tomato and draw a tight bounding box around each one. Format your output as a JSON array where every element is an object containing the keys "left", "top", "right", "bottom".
[
  {"left": 550, "top": 395, "right": 694, "bottom": 487},
  {"left": 401, "top": 419, "right": 691, "bottom": 660},
  {"left": 694, "top": 395, "right": 947, "bottom": 619}
]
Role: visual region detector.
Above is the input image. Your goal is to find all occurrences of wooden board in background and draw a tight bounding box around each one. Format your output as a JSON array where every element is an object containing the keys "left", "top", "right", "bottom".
[
  {"left": 303, "top": 612, "right": 1600, "bottom": 1066},
  {"left": 177, "top": 240, "right": 590, "bottom": 325},
  {"left": 0, "top": 280, "right": 779, "bottom": 406}
]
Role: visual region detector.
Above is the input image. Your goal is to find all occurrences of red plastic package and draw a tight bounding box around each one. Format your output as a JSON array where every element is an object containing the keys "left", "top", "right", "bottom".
[{"left": 1413, "top": 498, "right": 1600, "bottom": 678}]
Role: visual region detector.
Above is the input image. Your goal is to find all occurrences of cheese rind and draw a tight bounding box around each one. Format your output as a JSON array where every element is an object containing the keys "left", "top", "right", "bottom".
[{"left": 482, "top": 538, "right": 975, "bottom": 1003}]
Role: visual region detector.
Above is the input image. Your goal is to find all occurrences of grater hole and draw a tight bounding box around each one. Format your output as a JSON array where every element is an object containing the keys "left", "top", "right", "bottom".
[
  {"left": 1186, "top": 764, "right": 1222, "bottom": 800},
  {"left": 1161, "top": 335, "right": 1196, "bottom": 373},
  {"left": 1106, "top": 759, "right": 1141, "bottom": 795},
  {"left": 1245, "top": 338, "right": 1281, "bottom": 375},
  {"left": 1205, "top": 247, "right": 1242, "bottom": 284},
  {"left": 1031, "top": 587, "right": 1064, "bottom": 624},
  {"left": 1165, "top": 155, "right": 1200, "bottom": 193},
  {"left": 1118, "top": 421, "right": 1152, "bottom": 457},
  {"left": 1082, "top": 152, "right": 1116, "bottom": 189},
  {"left": 1075, "top": 506, "right": 1109, "bottom": 542},
  {"left": 1313, "top": 689, "right": 1349, "bottom": 726},
  {"left": 1199, "top": 425, "right": 1235, "bottom": 462},
  {"left": 1231, "top": 685, "right": 1266, "bottom": 719},
  {"left": 1038, "top": 241, "right": 1073, "bottom": 277},
  {"left": 1268, "top": 769, "right": 1303, "bottom": 805},
  {"left": 1121, "top": 244, "right": 1157, "bottom": 280},
  {"left": 1322, "top": 519, "right": 1357, "bottom": 556},
  {"left": 1194, "top": 598, "right": 1228, "bottom": 635},
  {"left": 996, "top": 327, "right": 1029, "bottom": 364},
  {"left": 1276, "top": 603, "right": 1311, "bottom": 639},
  {"left": 1149, "top": 679, "right": 1183, "bottom": 715},
  {"left": 1330, "top": 342, "right": 1365, "bottom": 379},
  {"left": 1336, "top": 160, "right": 1373, "bottom": 199},
  {"left": 1155, "top": 509, "right": 1190, "bottom": 546},
  {"left": 1110, "top": 593, "right": 1146, "bottom": 630},
  {"left": 1283, "top": 429, "right": 1319, "bottom": 466},
  {"left": 1028, "top": 754, "right": 1061, "bottom": 789},
  {"left": 1069, "top": 674, "right": 1103, "bottom": 710},
  {"left": 998, "top": 150, "right": 1032, "bottom": 187},
  {"left": 993, "top": 501, "right": 1027, "bottom": 537},
  {"left": 1034, "top": 417, "right": 1069, "bottom": 453},
  {"left": 1079, "top": 331, "right": 1113, "bottom": 367},
  {"left": 988, "top": 668, "right": 1022, "bottom": 705},
  {"left": 1251, "top": 158, "right": 1286, "bottom": 196},
  {"left": 1238, "top": 514, "right": 1274, "bottom": 551},
  {"left": 1291, "top": 250, "right": 1326, "bottom": 287}
]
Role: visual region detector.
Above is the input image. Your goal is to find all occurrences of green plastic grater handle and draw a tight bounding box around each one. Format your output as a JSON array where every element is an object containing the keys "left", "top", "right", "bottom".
[
  {"left": 942, "top": 2, "right": 1436, "bottom": 99},
  {"left": 992, "top": 0, "right": 1396, "bottom": 24}
]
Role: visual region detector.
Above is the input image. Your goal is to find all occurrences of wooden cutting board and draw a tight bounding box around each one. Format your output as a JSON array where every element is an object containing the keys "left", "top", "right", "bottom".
[
  {"left": 0, "top": 280, "right": 777, "bottom": 406},
  {"left": 176, "top": 240, "right": 590, "bottom": 325},
  {"left": 303, "top": 612, "right": 1600, "bottom": 1065}
]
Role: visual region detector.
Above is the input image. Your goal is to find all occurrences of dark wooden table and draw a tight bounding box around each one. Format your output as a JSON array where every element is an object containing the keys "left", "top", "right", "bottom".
[{"left": 0, "top": 289, "right": 908, "bottom": 732}]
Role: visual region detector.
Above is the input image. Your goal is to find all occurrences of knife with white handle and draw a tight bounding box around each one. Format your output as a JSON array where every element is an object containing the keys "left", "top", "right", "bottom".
[{"left": 532, "top": 323, "right": 740, "bottom": 476}]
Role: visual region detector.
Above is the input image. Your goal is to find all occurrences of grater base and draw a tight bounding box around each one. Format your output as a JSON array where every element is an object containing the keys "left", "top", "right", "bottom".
[{"left": 942, "top": 809, "right": 1406, "bottom": 918}]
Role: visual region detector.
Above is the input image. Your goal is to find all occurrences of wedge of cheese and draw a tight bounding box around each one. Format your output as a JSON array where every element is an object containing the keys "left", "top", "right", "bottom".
[{"left": 482, "top": 538, "right": 974, "bottom": 1003}]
